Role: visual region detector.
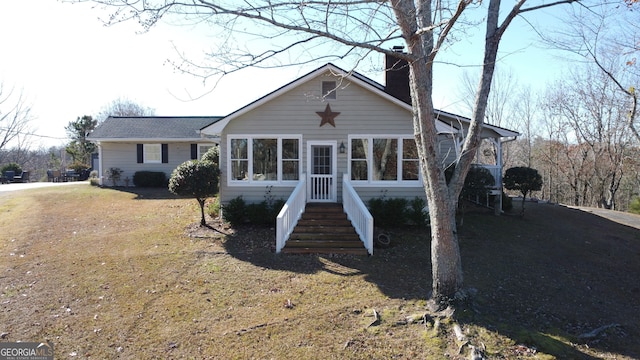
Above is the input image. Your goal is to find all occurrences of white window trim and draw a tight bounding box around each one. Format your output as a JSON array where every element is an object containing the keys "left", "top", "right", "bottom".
[
  {"left": 347, "top": 134, "right": 422, "bottom": 187},
  {"left": 198, "top": 144, "right": 215, "bottom": 159},
  {"left": 143, "top": 144, "right": 162, "bottom": 164},
  {"left": 227, "top": 135, "right": 302, "bottom": 186}
]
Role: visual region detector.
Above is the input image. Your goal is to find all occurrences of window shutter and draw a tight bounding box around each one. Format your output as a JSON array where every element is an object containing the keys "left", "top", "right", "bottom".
[
  {"left": 190, "top": 144, "right": 198, "bottom": 159},
  {"left": 161, "top": 144, "right": 169, "bottom": 163},
  {"left": 136, "top": 144, "right": 143, "bottom": 163}
]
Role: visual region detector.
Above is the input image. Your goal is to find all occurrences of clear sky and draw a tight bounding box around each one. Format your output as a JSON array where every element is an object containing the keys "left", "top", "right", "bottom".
[{"left": 0, "top": 0, "right": 570, "bottom": 148}]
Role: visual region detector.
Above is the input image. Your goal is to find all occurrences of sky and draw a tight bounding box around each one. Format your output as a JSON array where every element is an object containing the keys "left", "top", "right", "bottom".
[{"left": 0, "top": 0, "right": 570, "bottom": 148}]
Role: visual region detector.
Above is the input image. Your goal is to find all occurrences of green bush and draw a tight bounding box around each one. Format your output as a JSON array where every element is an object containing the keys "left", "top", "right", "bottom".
[
  {"left": 368, "top": 197, "right": 408, "bottom": 228},
  {"left": 462, "top": 166, "right": 495, "bottom": 198},
  {"left": 408, "top": 197, "right": 429, "bottom": 227},
  {"left": 223, "top": 196, "right": 246, "bottom": 227},
  {"left": 1, "top": 163, "right": 22, "bottom": 175},
  {"left": 246, "top": 201, "right": 271, "bottom": 225},
  {"left": 244, "top": 198, "right": 285, "bottom": 226},
  {"left": 134, "top": 171, "right": 167, "bottom": 187},
  {"left": 629, "top": 196, "right": 640, "bottom": 215},
  {"left": 201, "top": 146, "right": 219, "bottom": 166}
]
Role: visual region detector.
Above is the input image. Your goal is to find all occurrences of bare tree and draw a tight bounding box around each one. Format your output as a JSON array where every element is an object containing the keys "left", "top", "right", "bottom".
[
  {"left": 0, "top": 82, "right": 34, "bottom": 159},
  {"left": 550, "top": 3, "right": 640, "bottom": 142},
  {"left": 95, "top": 97, "right": 155, "bottom": 122},
  {"left": 80, "top": 0, "right": 578, "bottom": 304}
]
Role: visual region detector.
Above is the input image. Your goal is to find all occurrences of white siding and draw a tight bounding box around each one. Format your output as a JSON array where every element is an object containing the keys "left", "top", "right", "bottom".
[
  {"left": 220, "top": 71, "right": 420, "bottom": 204},
  {"left": 99, "top": 142, "right": 193, "bottom": 185}
]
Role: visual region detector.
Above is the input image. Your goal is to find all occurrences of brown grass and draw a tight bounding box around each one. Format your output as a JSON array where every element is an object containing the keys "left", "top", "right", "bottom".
[{"left": 1, "top": 185, "right": 639, "bottom": 359}]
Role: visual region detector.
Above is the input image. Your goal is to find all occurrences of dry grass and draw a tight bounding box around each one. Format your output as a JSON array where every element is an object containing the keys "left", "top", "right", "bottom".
[{"left": 1, "top": 185, "right": 639, "bottom": 359}]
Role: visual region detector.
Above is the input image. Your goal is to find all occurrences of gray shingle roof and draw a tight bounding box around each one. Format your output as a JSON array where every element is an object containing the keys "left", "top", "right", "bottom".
[{"left": 89, "top": 116, "right": 222, "bottom": 140}]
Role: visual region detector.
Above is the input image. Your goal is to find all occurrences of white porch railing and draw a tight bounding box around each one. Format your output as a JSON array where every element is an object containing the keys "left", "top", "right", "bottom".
[
  {"left": 275, "top": 175, "right": 307, "bottom": 253},
  {"left": 309, "top": 174, "right": 335, "bottom": 202},
  {"left": 342, "top": 176, "right": 374, "bottom": 255}
]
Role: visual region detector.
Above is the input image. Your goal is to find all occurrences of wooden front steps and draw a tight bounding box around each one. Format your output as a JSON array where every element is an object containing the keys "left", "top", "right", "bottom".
[{"left": 282, "top": 203, "right": 368, "bottom": 255}]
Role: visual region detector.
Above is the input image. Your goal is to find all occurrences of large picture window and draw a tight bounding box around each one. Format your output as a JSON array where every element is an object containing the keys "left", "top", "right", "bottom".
[
  {"left": 228, "top": 136, "right": 301, "bottom": 184},
  {"left": 349, "top": 136, "right": 420, "bottom": 184}
]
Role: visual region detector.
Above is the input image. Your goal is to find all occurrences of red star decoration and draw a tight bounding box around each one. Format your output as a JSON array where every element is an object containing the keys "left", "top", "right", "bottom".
[{"left": 316, "top": 104, "right": 340, "bottom": 127}]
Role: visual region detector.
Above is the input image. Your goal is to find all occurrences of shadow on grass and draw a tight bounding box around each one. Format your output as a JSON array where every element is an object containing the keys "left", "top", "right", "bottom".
[
  {"left": 104, "top": 186, "right": 180, "bottom": 200},
  {"left": 220, "top": 202, "right": 640, "bottom": 359}
]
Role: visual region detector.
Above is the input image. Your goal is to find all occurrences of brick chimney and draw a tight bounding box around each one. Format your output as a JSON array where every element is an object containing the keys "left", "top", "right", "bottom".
[{"left": 385, "top": 46, "right": 411, "bottom": 104}]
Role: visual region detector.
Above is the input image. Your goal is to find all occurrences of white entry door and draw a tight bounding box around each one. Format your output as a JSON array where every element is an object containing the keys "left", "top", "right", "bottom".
[{"left": 307, "top": 141, "right": 337, "bottom": 202}]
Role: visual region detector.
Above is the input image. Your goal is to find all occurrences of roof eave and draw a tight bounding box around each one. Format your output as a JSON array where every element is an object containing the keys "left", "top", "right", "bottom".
[{"left": 89, "top": 137, "right": 219, "bottom": 143}]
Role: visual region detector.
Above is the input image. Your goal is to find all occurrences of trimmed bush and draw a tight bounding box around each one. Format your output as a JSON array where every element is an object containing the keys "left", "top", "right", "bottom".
[
  {"left": 462, "top": 166, "right": 495, "bottom": 198},
  {"left": 133, "top": 171, "right": 167, "bottom": 187},
  {"left": 368, "top": 197, "right": 408, "bottom": 228},
  {"left": 169, "top": 160, "right": 220, "bottom": 226},
  {"left": 223, "top": 196, "right": 246, "bottom": 227}
]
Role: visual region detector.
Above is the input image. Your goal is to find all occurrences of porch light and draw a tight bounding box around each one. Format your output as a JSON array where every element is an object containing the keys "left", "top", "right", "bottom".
[{"left": 339, "top": 141, "right": 346, "bottom": 154}]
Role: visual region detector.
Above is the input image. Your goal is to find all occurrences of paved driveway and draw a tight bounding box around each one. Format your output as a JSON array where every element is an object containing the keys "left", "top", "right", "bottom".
[
  {"left": 0, "top": 181, "right": 88, "bottom": 193},
  {"left": 566, "top": 205, "right": 640, "bottom": 231}
]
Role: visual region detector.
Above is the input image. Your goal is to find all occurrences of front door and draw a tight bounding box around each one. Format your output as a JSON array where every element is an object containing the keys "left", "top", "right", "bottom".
[{"left": 307, "top": 141, "right": 337, "bottom": 202}]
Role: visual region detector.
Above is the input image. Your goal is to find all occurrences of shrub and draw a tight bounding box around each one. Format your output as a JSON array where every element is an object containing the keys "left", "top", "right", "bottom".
[
  {"left": 368, "top": 197, "right": 408, "bottom": 228},
  {"left": 462, "top": 166, "right": 495, "bottom": 199},
  {"left": 269, "top": 199, "right": 286, "bottom": 219},
  {"left": 247, "top": 198, "right": 286, "bottom": 226},
  {"left": 504, "top": 166, "right": 543, "bottom": 216},
  {"left": 133, "top": 171, "right": 167, "bottom": 187},
  {"left": 223, "top": 196, "right": 246, "bottom": 227},
  {"left": 105, "top": 167, "right": 123, "bottom": 187},
  {"left": 201, "top": 146, "right": 219, "bottom": 166},
  {"left": 408, "top": 197, "right": 429, "bottom": 227},
  {"left": 246, "top": 201, "right": 271, "bottom": 225},
  {"left": 1, "top": 163, "right": 22, "bottom": 175}
]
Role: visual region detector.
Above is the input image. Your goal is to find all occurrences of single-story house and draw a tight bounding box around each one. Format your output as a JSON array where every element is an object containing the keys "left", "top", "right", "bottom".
[
  {"left": 199, "top": 56, "right": 518, "bottom": 254},
  {"left": 89, "top": 55, "right": 518, "bottom": 255},
  {"left": 89, "top": 116, "right": 221, "bottom": 185}
]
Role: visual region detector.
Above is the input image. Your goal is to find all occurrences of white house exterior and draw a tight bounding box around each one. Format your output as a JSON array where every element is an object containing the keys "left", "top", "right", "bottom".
[
  {"left": 89, "top": 116, "right": 221, "bottom": 186},
  {"left": 201, "top": 62, "right": 517, "bottom": 206}
]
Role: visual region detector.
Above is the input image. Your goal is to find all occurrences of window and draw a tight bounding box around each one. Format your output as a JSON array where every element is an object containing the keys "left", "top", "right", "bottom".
[
  {"left": 253, "top": 139, "right": 277, "bottom": 180},
  {"left": 322, "top": 81, "right": 337, "bottom": 99},
  {"left": 228, "top": 136, "right": 301, "bottom": 183},
  {"left": 402, "top": 139, "right": 419, "bottom": 180},
  {"left": 282, "top": 139, "right": 300, "bottom": 180},
  {"left": 199, "top": 145, "right": 214, "bottom": 159},
  {"left": 373, "top": 138, "right": 398, "bottom": 180},
  {"left": 350, "top": 139, "right": 368, "bottom": 180},
  {"left": 230, "top": 139, "right": 248, "bottom": 180},
  {"left": 144, "top": 144, "right": 161, "bottom": 163},
  {"left": 349, "top": 136, "right": 420, "bottom": 184}
]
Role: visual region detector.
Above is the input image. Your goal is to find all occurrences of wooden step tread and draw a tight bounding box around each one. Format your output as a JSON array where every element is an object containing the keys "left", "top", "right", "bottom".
[{"left": 282, "top": 247, "right": 369, "bottom": 255}]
